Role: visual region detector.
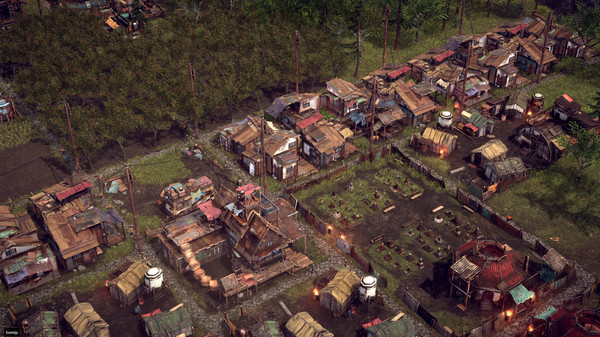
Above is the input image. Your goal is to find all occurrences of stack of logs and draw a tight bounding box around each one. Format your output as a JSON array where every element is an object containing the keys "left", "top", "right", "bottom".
[{"left": 181, "top": 243, "right": 218, "bottom": 291}]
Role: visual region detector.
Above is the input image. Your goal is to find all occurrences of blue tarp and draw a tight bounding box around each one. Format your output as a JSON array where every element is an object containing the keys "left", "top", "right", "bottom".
[
  {"left": 108, "top": 181, "right": 121, "bottom": 194},
  {"left": 348, "top": 111, "right": 366, "bottom": 126},
  {"left": 98, "top": 209, "right": 123, "bottom": 225},
  {"left": 535, "top": 306, "right": 557, "bottom": 320},
  {"left": 466, "top": 87, "right": 479, "bottom": 96},
  {"left": 4, "top": 268, "right": 29, "bottom": 285}
]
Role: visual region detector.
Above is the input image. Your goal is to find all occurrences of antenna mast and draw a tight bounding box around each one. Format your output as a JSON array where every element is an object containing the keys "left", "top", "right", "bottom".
[{"left": 63, "top": 101, "right": 81, "bottom": 176}]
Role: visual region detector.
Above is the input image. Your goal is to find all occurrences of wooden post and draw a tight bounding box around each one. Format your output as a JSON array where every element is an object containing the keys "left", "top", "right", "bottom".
[
  {"left": 261, "top": 116, "right": 267, "bottom": 195},
  {"left": 354, "top": 18, "right": 361, "bottom": 79},
  {"left": 459, "top": 0, "right": 466, "bottom": 34},
  {"left": 370, "top": 79, "right": 377, "bottom": 162},
  {"left": 537, "top": 13, "right": 552, "bottom": 84},
  {"left": 125, "top": 166, "right": 144, "bottom": 259},
  {"left": 383, "top": 4, "right": 390, "bottom": 68},
  {"left": 189, "top": 62, "right": 199, "bottom": 139},
  {"left": 459, "top": 41, "right": 472, "bottom": 114},
  {"left": 295, "top": 31, "right": 301, "bottom": 93},
  {"left": 37, "top": 0, "right": 42, "bottom": 18},
  {"left": 63, "top": 101, "right": 81, "bottom": 176}
]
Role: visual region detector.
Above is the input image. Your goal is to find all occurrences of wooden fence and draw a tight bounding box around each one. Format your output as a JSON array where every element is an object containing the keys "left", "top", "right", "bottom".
[
  {"left": 391, "top": 145, "right": 446, "bottom": 188},
  {"left": 401, "top": 289, "right": 456, "bottom": 337},
  {"left": 456, "top": 188, "right": 523, "bottom": 239},
  {"left": 285, "top": 165, "right": 348, "bottom": 194}
]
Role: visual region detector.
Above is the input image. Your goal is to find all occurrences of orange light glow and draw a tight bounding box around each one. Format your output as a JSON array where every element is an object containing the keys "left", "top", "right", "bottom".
[
  {"left": 454, "top": 102, "right": 460, "bottom": 108},
  {"left": 530, "top": 293, "right": 536, "bottom": 301},
  {"left": 105, "top": 280, "right": 110, "bottom": 287},
  {"left": 340, "top": 234, "right": 346, "bottom": 240},
  {"left": 506, "top": 310, "right": 513, "bottom": 317},
  {"left": 527, "top": 110, "right": 532, "bottom": 116},
  {"left": 328, "top": 225, "right": 333, "bottom": 231},
  {"left": 313, "top": 288, "right": 319, "bottom": 296},
  {"left": 528, "top": 325, "right": 534, "bottom": 332}
]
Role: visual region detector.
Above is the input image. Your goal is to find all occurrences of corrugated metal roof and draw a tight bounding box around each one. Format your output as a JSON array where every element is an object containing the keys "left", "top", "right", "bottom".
[
  {"left": 542, "top": 248, "right": 568, "bottom": 274},
  {"left": 491, "top": 157, "right": 527, "bottom": 178},
  {"left": 297, "top": 112, "right": 323, "bottom": 130},
  {"left": 451, "top": 255, "right": 481, "bottom": 281}
]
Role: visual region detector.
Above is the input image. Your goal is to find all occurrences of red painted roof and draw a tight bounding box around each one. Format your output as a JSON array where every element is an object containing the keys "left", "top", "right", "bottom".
[
  {"left": 460, "top": 240, "right": 525, "bottom": 291},
  {"left": 197, "top": 200, "right": 221, "bottom": 221},
  {"left": 562, "top": 94, "right": 573, "bottom": 103},
  {"left": 297, "top": 112, "right": 323, "bottom": 129},
  {"left": 549, "top": 309, "right": 600, "bottom": 337},
  {"left": 56, "top": 181, "right": 91, "bottom": 202},
  {"left": 434, "top": 50, "right": 455, "bottom": 62},
  {"left": 389, "top": 66, "right": 411, "bottom": 79},
  {"left": 509, "top": 24, "right": 527, "bottom": 35},
  {"left": 236, "top": 184, "right": 260, "bottom": 197}
]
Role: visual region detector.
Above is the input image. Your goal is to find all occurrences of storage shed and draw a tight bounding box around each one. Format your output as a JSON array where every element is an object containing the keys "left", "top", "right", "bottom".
[
  {"left": 64, "top": 302, "right": 110, "bottom": 337},
  {"left": 412, "top": 127, "right": 458, "bottom": 155},
  {"left": 285, "top": 312, "right": 334, "bottom": 337},
  {"left": 319, "top": 268, "right": 360, "bottom": 316},
  {"left": 142, "top": 304, "right": 193, "bottom": 337},
  {"left": 470, "top": 140, "right": 508, "bottom": 167},
  {"left": 366, "top": 316, "right": 416, "bottom": 337},
  {"left": 249, "top": 320, "right": 284, "bottom": 337},
  {"left": 485, "top": 157, "right": 527, "bottom": 183},
  {"left": 108, "top": 260, "right": 150, "bottom": 305}
]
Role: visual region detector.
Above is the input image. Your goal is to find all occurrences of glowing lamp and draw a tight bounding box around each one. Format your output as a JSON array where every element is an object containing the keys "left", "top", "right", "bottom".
[
  {"left": 527, "top": 110, "right": 532, "bottom": 116},
  {"left": 528, "top": 325, "right": 534, "bottom": 332},
  {"left": 328, "top": 225, "right": 333, "bottom": 231},
  {"left": 530, "top": 293, "right": 536, "bottom": 301},
  {"left": 506, "top": 310, "right": 513, "bottom": 317},
  {"left": 313, "top": 288, "right": 319, "bottom": 296},
  {"left": 105, "top": 280, "right": 110, "bottom": 287},
  {"left": 454, "top": 102, "right": 460, "bottom": 108},
  {"left": 340, "top": 233, "right": 346, "bottom": 240}
]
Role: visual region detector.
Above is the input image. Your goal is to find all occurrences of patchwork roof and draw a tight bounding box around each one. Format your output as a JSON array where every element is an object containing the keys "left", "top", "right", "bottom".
[
  {"left": 108, "top": 260, "right": 150, "bottom": 296},
  {"left": 516, "top": 36, "right": 558, "bottom": 64},
  {"left": 297, "top": 112, "right": 323, "bottom": 130},
  {"left": 304, "top": 121, "right": 346, "bottom": 155},
  {"left": 326, "top": 78, "right": 365, "bottom": 101},
  {"left": 421, "top": 127, "right": 458, "bottom": 148},
  {"left": 479, "top": 49, "right": 515, "bottom": 68},
  {"left": 64, "top": 303, "right": 110, "bottom": 337},
  {"left": 285, "top": 312, "right": 333, "bottom": 337},
  {"left": 451, "top": 255, "right": 481, "bottom": 281},
  {"left": 392, "top": 80, "right": 436, "bottom": 116},
  {"left": 320, "top": 268, "right": 360, "bottom": 308},
  {"left": 542, "top": 248, "right": 568, "bottom": 274},
  {"left": 490, "top": 157, "right": 527, "bottom": 178}
]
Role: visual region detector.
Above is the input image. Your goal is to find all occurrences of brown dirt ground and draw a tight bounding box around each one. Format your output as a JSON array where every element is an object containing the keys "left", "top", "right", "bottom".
[
  {"left": 45, "top": 285, "right": 180, "bottom": 337},
  {"left": 0, "top": 139, "right": 69, "bottom": 203}
]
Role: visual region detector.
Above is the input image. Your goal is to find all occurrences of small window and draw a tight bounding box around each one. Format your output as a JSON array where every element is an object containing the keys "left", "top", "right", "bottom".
[
  {"left": 5, "top": 248, "right": 17, "bottom": 257},
  {"left": 302, "top": 102, "right": 310, "bottom": 108},
  {"left": 267, "top": 241, "right": 274, "bottom": 247},
  {"left": 214, "top": 245, "right": 222, "bottom": 255},
  {"left": 289, "top": 141, "right": 296, "bottom": 149},
  {"left": 286, "top": 166, "right": 294, "bottom": 174}
]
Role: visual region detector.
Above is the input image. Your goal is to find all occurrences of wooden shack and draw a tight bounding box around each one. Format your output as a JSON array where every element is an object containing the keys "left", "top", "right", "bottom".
[
  {"left": 25, "top": 311, "right": 61, "bottom": 337},
  {"left": 64, "top": 303, "right": 110, "bottom": 337},
  {"left": 470, "top": 140, "right": 508, "bottom": 167},
  {"left": 319, "top": 268, "right": 360, "bottom": 316},
  {"left": 412, "top": 127, "right": 458, "bottom": 155},
  {"left": 108, "top": 260, "right": 150, "bottom": 305}
]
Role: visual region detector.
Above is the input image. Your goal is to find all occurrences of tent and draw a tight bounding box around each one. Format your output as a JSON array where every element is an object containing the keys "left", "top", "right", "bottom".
[
  {"left": 143, "top": 304, "right": 193, "bottom": 337},
  {"left": 470, "top": 140, "right": 508, "bottom": 167},
  {"left": 250, "top": 320, "right": 284, "bottom": 337},
  {"left": 419, "top": 127, "right": 458, "bottom": 154},
  {"left": 286, "top": 312, "right": 334, "bottom": 337},
  {"left": 108, "top": 260, "right": 150, "bottom": 305},
  {"left": 366, "top": 317, "right": 416, "bottom": 337},
  {"left": 319, "top": 268, "right": 360, "bottom": 315},
  {"left": 28, "top": 311, "right": 61, "bottom": 337},
  {"left": 64, "top": 303, "right": 110, "bottom": 337}
]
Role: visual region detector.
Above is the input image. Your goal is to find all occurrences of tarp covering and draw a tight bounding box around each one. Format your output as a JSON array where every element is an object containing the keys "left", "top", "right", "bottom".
[
  {"left": 348, "top": 111, "right": 367, "bottom": 127},
  {"left": 143, "top": 305, "right": 193, "bottom": 337},
  {"left": 421, "top": 127, "right": 458, "bottom": 148},
  {"left": 535, "top": 306, "right": 557, "bottom": 320},
  {"left": 285, "top": 312, "right": 334, "bottom": 337},
  {"left": 471, "top": 140, "right": 508, "bottom": 162},
  {"left": 320, "top": 268, "right": 360, "bottom": 314},
  {"left": 64, "top": 303, "right": 110, "bottom": 337},
  {"left": 250, "top": 321, "right": 284, "bottom": 337},
  {"left": 108, "top": 260, "right": 150, "bottom": 297},
  {"left": 509, "top": 284, "right": 534, "bottom": 304},
  {"left": 366, "top": 317, "right": 416, "bottom": 337},
  {"left": 29, "top": 311, "right": 61, "bottom": 337}
]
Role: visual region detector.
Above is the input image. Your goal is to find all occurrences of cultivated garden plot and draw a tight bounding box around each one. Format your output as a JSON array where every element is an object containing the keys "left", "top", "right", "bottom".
[{"left": 295, "top": 155, "right": 542, "bottom": 333}]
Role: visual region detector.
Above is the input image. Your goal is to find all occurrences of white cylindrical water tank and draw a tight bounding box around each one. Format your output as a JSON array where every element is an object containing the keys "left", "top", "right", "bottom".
[
  {"left": 145, "top": 267, "right": 163, "bottom": 289},
  {"left": 438, "top": 111, "right": 453, "bottom": 128},
  {"left": 359, "top": 275, "right": 378, "bottom": 303}
]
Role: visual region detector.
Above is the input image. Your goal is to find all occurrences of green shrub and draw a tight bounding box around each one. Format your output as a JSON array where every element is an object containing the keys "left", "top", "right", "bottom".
[{"left": 0, "top": 117, "right": 40, "bottom": 151}]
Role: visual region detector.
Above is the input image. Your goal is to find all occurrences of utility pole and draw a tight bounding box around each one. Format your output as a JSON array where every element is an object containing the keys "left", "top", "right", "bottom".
[
  {"left": 369, "top": 79, "right": 377, "bottom": 162},
  {"left": 295, "top": 31, "right": 301, "bottom": 94},
  {"left": 537, "top": 13, "right": 552, "bottom": 84},
  {"left": 354, "top": 17, "right": 361, "bottom": 78},
  {"left": 383, "top": 4, "right": 390, "bottom": 68},
  {"left": 189, "top": 62, "right": 199, "bottom": 139},
  {"left": 125, "top": 166, "right": 144, "bottom": 259},
  {"left": 459, "top": 0, "right": 466, "bottom": 34},
  {"left": 459, "top": 41, "right": 473, "bottom": 114},
  {"left": 37, "top": 0, "right": 42, "bottom": 18},
  {"left": 261, "top": 115, "right": 267, "bottom": 196},
  {"left": 63, "top": 101, "right": 81, "bottom": 176}
]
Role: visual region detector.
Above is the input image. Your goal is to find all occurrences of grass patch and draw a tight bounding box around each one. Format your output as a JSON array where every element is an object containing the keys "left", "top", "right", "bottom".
[
  {"left": 284, "top": 279, "right": 314, "bottom": 304},
  {"left": 319, "top": 109, "right": 337, "bottom": 121},
  {"left": 130, "top": 148, "right": 191, "bottom": 185},
  {"left": 0, "top": 117, "right": 40, "bottom": 151},
  {"left": 531, "top": 64, "right": 600, "bottom": 111},
  {"left": 351, "top": 136, "right": 370, "bottom": 153},
  {"left": 291, "top": 235, "right": 327, "bottom": 266},
  {"left": 99, "top": 239, "right": 135, "bottom": 265},
  {"left": 123, "top": 213, "right": 161, "bottom": 239},
  {"left": 488, "top": 155, "right": 600, "bottom": 273}
]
